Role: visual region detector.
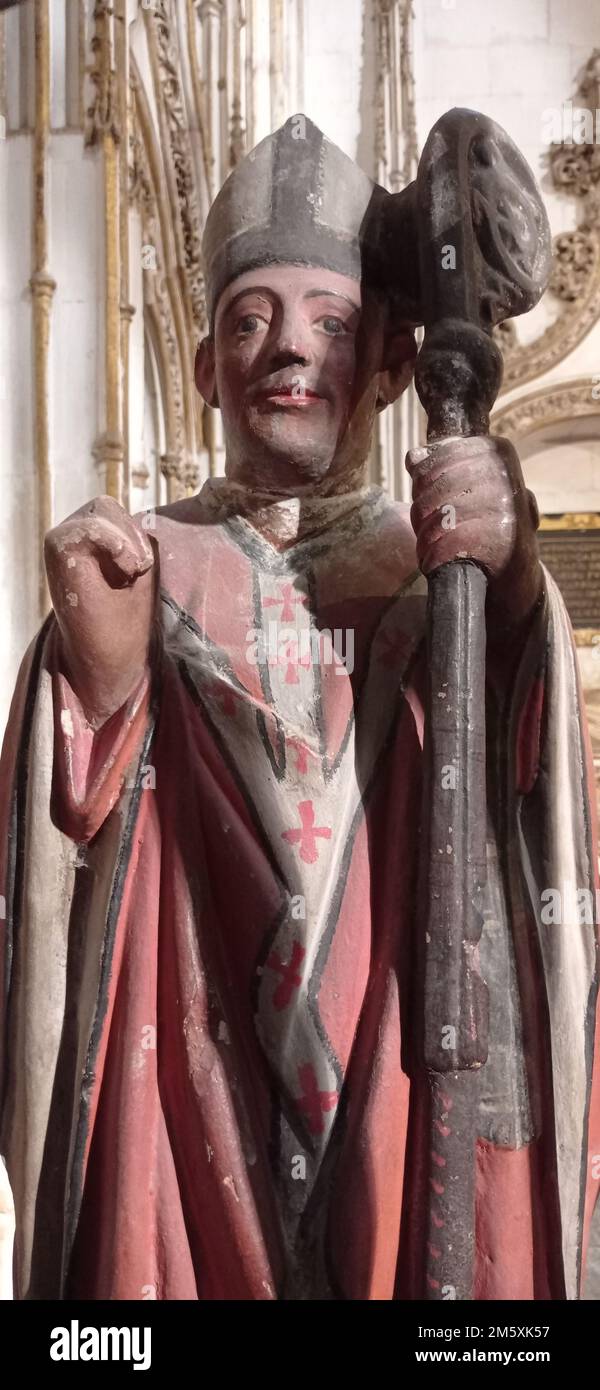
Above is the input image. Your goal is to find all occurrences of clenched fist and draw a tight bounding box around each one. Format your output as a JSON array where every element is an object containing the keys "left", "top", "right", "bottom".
[
  {"left": 44, "top": 496, "right": 157, "bottom": 727},
  {"left": 406, "top": 434, "right": 543, "bottom": 638}
]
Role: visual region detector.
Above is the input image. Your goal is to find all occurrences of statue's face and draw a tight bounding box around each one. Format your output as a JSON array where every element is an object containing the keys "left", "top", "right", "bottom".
[{"left": 196, "top": 264, "right": 414, "bottom": 492}]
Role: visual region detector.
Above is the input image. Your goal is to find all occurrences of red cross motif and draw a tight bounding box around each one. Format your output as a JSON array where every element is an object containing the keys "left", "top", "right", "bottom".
[
  {"left": 269, "top": 637, "right": 311, "bottom": 685},
  {"left": 206, "top": 679, "right": 242, "bottom": 717},
  {"left": 262, "top": 583, "right": 307, "bottom": 623},
  {"left": 286, "top": 737, "right": 312, "bottom": 774},
  {"left": 376, "top": 628, "right": 412, "bottom": 670},
  {"left": 266, "top": 940, "right": 306, "bottom": 1010},
  {"left": 296, "top": 1062, "right": 338, "bottom": 1135},
  {"left": 281, "top": 800, "right": 331, "bottom": 864}
]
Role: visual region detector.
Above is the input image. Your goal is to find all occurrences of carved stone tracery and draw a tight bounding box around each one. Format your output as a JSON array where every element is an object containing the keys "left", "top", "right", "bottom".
[
  {"left": 145, "top": 0, "right": 207, "bottom": 335},
  {"left": 492, "top": 378, "right": 600, "bottom": 440},
  {"left": 127, "top": 0, "right": 275, "bottom": 496},
  {"left": 550, "top": 143, "right": 600, "bottom": 199},
  {"left": 85, "top": 0, "right": 120, "bottom": 148},
  {"left": 549, "top": 227, "right": 598, "bottom": 304},
  {"left": 499, "top": 51, "right": 600, "bottom": 393}
]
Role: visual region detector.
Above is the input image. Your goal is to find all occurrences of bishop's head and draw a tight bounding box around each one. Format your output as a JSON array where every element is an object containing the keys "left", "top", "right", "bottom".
[{"left": 194, "top": 114, "right": 418, "bottom": 495}]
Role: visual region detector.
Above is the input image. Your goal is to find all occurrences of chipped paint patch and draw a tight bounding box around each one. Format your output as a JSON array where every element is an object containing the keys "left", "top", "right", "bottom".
[
  {"left": 61, "top": 709, "right": 74, "bottom": 738},
  {"left": 223, "top": 1174, "right": 240, "bottom": 1203}
]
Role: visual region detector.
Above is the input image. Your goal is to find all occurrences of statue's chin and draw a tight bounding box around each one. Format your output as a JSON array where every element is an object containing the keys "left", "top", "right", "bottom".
[{"left": 226, "top": 411, "right": 370, "bottom": 493}]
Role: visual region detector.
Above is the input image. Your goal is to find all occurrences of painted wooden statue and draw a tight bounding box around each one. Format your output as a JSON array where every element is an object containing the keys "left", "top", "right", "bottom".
[{"left": 0, "top": 111, "right": 599, "bottom": 1301}]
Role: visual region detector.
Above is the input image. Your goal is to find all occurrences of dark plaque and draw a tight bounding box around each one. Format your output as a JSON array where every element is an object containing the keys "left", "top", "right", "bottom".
[{"left": 538, "top": 529, "right": 600, "bottom": 628}]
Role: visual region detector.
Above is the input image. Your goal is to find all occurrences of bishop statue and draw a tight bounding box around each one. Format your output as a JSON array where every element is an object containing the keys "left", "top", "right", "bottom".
[{"left": 0, "top": 113, "right": 599, "bottom": 1301}]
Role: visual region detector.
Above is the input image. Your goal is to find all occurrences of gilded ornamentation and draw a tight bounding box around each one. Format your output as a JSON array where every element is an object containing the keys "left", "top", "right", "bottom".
[
  {"left": 539, "top": 514, "right": 600, "bottom": 531},
  {"left": 31, "top": 0, "right": 54, "bottom": 618},
  {"left": 129, "top": 63, "right": 190, "bottom": 497},
  {"left": 83, "top": 0, "right": 124, "bottom": 501},
  {"left": 85, "top": 0, "right": 120, "bottom": 147}
]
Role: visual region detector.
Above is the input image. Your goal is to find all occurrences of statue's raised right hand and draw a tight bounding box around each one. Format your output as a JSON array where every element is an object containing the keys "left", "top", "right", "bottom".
[{"left": 44, "top": 495, "right": 157, "bottom": 728}]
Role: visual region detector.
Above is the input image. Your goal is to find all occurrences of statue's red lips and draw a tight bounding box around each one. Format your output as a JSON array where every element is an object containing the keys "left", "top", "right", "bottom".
[{"left": 254, "top": 387, "right": 325, "bottom": 406}]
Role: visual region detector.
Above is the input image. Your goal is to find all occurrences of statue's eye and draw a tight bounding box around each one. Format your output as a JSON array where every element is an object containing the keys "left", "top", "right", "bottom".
[
  {"left": 237, "top": 314, "right": 260, "bottom": 334},
  {"left": 319, "top": 316, "right": 345, "bottom": 335}
]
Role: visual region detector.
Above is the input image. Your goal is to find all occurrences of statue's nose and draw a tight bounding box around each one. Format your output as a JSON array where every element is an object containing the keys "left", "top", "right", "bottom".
[
  {"left": 267, "top": 344, "right": 310, "bottom": 371},
  {"left": 270, "top": 305, "right": 313, "bottom": 366}
]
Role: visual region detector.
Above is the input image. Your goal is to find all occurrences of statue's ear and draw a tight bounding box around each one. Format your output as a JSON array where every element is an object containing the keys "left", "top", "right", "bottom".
[
  {"left": 194, "top": 338, "right": 219, "bottom": 408},
  {"left": 376, "top": 327, "right": 417, "bottom": 411}
]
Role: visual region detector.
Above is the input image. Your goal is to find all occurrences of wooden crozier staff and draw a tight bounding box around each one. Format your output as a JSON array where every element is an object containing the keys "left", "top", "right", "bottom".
[{"left": 410, "top": 109, "right": 552, "bottom": 1301}]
